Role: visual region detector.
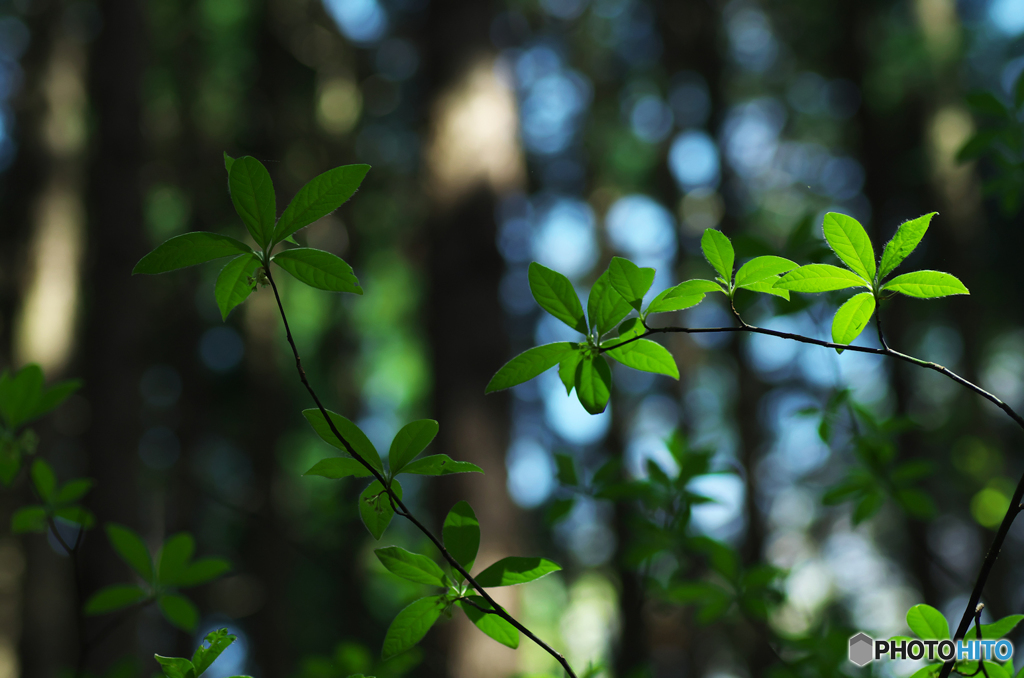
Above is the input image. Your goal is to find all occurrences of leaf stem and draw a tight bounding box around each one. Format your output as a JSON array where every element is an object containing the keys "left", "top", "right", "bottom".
[
  {"left": 263, "top": 267, "right": 578, "bottom": 678},
  {"left": 620, "top": 312, "right": 1024, "bottom": 678}
]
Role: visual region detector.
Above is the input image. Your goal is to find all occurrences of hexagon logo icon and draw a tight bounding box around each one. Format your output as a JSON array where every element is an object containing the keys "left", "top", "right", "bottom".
[{"left": 849, "top": 632, "right": 874, "bottom": 667}]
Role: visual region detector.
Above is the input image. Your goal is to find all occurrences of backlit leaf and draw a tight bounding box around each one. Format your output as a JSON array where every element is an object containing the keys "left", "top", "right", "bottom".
[
  {"left": 575, "top": 354, "right": 612, "bottom": 415},
  {"left": 272, "top": 248, "right": 362, "bottom": 294},
  {"left": 215, "top": 254, "right": 260, "bottom": 320},
  {"left": 879, "top": 213, "right": 935, "bottom": 280},
  {"left": 485, "top": 343, "right": 572, "bottom": 394},
  {"left": 375, "top": 546, "right": 446, "bottom": 587},
  {"left": 587, "top": 269, "right": 633, "bottom": 336},
  {"left": 474, "top": 557, "right": 562, "bottom": 587},
  {"left": 700, "top": 230, "right": 735, "bottom": 285},
  {"left": 608, "top": 257, "right": 655, "bottom": 311},
  {"left": 459, "top": 597, "right": 519, "bottom": 649},
  {"left": 881, "top": 270, "right": 969, "bottom": 298},
  {"left": 907, "top": 604, "right": 950, "bottom": 640},
  {"left": 822, "top": 212, "right": 875, "bottom": 281},
  {"left": 775, "top": 264, "right": 871, "bottom": 293},
  {"left": 831, "top": 292, "right": 876, "bottom": 347},
  {"left": 528, "top": 262, "right": 587, "bottom": 333},
  {"left": 133, "top": 233, "right": 253, "bottom": 275},
  {"left": 389, "top": 420, "right": 439, "bottom": 474},
  {"left": 381, "top": 596, "right": 445, "bottom": 660},
  {"left": 605, "top": 339, "right": 678, "bottom": 379},
  {"left": 734, "top": 256, "right": 797, "bottom": 287},
  {"left": 275, "top": 164, "right": 371, "bottom": 242}
]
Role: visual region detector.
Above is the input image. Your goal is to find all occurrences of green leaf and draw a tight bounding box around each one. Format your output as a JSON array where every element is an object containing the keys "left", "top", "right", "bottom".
[
  {"left": 775, "top": 264, "right": 871, "bottom": 293},
  {"left": 528, "top": 262, "right": 587, "bottom": 333},
  {"left": 575, "top": 354, "right": 612, "bottom": 415},
  {"left": 223, "top": 152, "right": 234, "bottom": 175},
  {"left": 605, "top": 338, "right": 679, "bottom": 379},
  {"left": 303, "top": 409, "right": 383, "bottom": 473},
  {"left": 587, "top": 269, "right": 634, "bottom": 336},
  {"left": 646, "top": 280, "right": 721, "bottom": 314},
  {"left": 375, "top": 546, "right": 447, "bottom": 587},
  {"left": 607, "top": 257, "right": 655, "bottom": 312},
  {"left": 106, "top": 523, "right": 154, "bottom": 583},
  {"left": 177, "top": 558, "right": 231, "bottom": 587},
  {"left": 474, "top": 557, "right": 562, "bottom": 587},
  {"left": 359, "top": 479, "right": 402, "bottom": 540},
  {"left": 389, "top": 420, "right": 439, "bottom": 474},
  {"left": 304, "top": 457, "right": 374, "bottom": 479},
  {"left": 228, "top": 156, "right": 276, "bottom": 249},
  {"left": 31, "top": 458, "right": 56, "bottom": 502},
  {"left": 734, "top": 256, "right": 798, "bottom": 287},
  {"left": 485, "top": 343, "right": 573, "bottom": 394},
  {"left": 738, "top": 278, "right": 790, "bottom": 300},
  {"left": 879, "top": 213, "right": 935, "bottom": 280},
  {"left": 215, "top": 254, "right": 260, "bottom": 320},
  {"left": 157, "top": 533, "right": 195, "bottom": 586},
  {"left": 271, "top": 248, "right": 362, "bottom": 294},
  {"left": 558, "top": 348, "right": 585, "bottom": 396},
  {"left": 852, "top": 489, "right": 884, "bottom": 524},
  {"left": 133, "top": 232, "right": 253, "bottom": 275},
  {"left": 159, "top": 593, "right": 199, "bottom": 632},
  {"left": 896, "top": 488, "right": 937, "bottom": 520},
  {"left": 155, "top": 655, "right": 195, "bottom": 678},
  {"left": 399, "top": 455, "right": 483, "bottom": 476},
  {"left": 906, "top": 604, "right": 950, "bottom": 640},
  {"left": 381, "top": 596, "right": 445, "bottom": 660},
  {"left": 275, "top": 164, "right": 371, "bottom": 243},
  {"left": 459, "top": 596, "right": 519, "bottom": 648},
  {"left": 822, "top": 212, "right": 875, "bottom": 281},
  {"left": 30, "top": 378, "right": 82, "bottom": 422},
  {"left": 700, "top": 229, "right": 735, "bottom": 285},
  {"left": 55, "top": 505, "right": 96, "bottom": 528},
  {"left": 967, "top": 614, "right": 1024, "bottom": 640},
  {"left": 11, "top": 506, "right": 48, "bottom": 533},
  {"left": 966, "top": 91, "right": 1009, "bottom": 118},
  {"left": 84, "top": 584, "right": 149, "bottom": 615},
  {"left": 442, "top": 500, "right": 479, "bottom": 574},
  {"left": 831, "top": 292, "right": 876, "bottom": 347},
  {"left": 55, "top": 478, "right": 94, "bottom": 504},
  {"left": 0, "top": 364, "right": 44, "bottom": 428},
  {"left": 881, "top": 270, "right": 969, "bottom": 298},
  {"left": 554, "top": 453, "right": 578, "bottom": 487},
  {"left": 192, "top": 628, "right": 237, "bottom": 676}
]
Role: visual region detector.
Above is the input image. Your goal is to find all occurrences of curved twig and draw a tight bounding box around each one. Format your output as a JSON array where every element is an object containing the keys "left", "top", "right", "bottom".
[{"left": 263, "top": 267, "right": 578, "bottom": 678}]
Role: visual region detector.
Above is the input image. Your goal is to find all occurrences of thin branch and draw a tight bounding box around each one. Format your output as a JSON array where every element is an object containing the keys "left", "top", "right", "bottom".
[
  {"left": 458, "top": 596, "right": 501, "bottom": 615},
  {"left": 616, "top": 313, "right": 1024, "bottom": 678},
  {"left": 263, "top": 268, "right": 578, "bottom": 678}
]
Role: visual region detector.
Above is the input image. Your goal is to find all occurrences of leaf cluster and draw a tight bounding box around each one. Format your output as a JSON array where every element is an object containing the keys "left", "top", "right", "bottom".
[
  {"left": 895, "top": 604, "right": 1024, "bottom": 677},
  {"left": 154, "top": 628, "right": 252, "bottom": 678},
  {"left": 12, "top": 459, "right": 94, "bottom": 534},
  {"left": 0, "top": 364, "right": 80, "bottom": 484}
]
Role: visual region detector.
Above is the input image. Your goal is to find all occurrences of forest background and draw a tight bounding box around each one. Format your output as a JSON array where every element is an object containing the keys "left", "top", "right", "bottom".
[{"left": 3, "top": 0, "right": 1024, "bottom": 676}]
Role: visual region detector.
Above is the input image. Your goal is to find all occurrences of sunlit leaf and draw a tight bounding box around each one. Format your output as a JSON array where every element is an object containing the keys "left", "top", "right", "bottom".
[
  {"left": 607, "top": 257, "right": 655, "bottom": 312},
  {"left": 275, "top": 164, "right": 371, "bottom": 243},
  {"left": 375, "top": 546, "right": 446, "bottom": 587},
  {"left": 879, "top": 213, "right": 936, "bottom": 280},
  {"left": 967, "top": 614, "right": 1024, "bottom": 640},
  {"left": 528, "top": 262, "right": 587, "bottom": 333},
  {"left": 881, "top": 270, "right": 969, "bottom": 298},
  {"left": 557, "top": 348, "right": 585, "bottom": 396},
  {"left": 381, "top": 596, "right": 445, "bottom": 660},
  {"left": 822, "top": 212, "right": 875, "bottom": 281},
  {"left": 831, "top": 292, "right": 876, "bottom": 348},
  {"left": 646, "top": 280, "right": 720, "bottom": 314},
  {"left": 907, "top": 604, "right": 950, "bottom": 640},
  {"left": 734, "top": 256, "right": 797, "bottom": 287},
  {"left": 459, "top": 597, "right": 519, "bottom": 648},
  {"left": 587, "top": 268, "right": 633, "bottom": 336},
  {"left": 133, "top": 232, "right": 253, "bottom": 275},
  {"left": 388, "top": 420, "right": 439, "bottom": 474},
  {"left": 605, "top": 339, "right": 678, "bottom": 379},
  {"left": 485, "top": 343, "right": 573, "bottom": 394},
  {"left": 474, "top": 557, "right": 562, "bottom": 587},
  {"left": 575, "top": 354, "right": 612, "bottom": 415},
  {"left": 192, "top": 628, "right": 238, "bottom": 676},
  {"left": 775, "top": 264, "right": 871, "bottom": 293},
  {"left": 700, "top": 229, "right": 735, "bottom": 286}
]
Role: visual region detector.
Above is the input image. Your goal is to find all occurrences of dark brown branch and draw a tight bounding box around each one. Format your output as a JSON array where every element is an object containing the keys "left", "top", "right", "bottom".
[{"left": 263, "top": 267, "right": 578, "bottom": 678}]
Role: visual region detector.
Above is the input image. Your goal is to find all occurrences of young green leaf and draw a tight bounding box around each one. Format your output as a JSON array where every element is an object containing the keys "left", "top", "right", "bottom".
[
  {"left": 557, "top": 348, "right": 585, "bottom": 396},
  {"left": 389, "top": 420, "right": 439, "bottom": 474},
  {"left": 31, "top": 459, "right": 56, "bottom": 502},
  {"left": 228, "top": 156, "right": 276, "bottom": 249},
  {"left": 608, "top": 257, "right": 655, "bottom": 311},
  {"left": 399, "top": 455, "right": 483, "bottom": 476},
  {"left": 737, "top": 278, "right": 790, "bottom": 300},
  {"left": 734, "top": 256, "right": 798, "bottom": 288},
  {"left": 575, "top": 354, "right": 612, "bottom": 415},
  {"left": 159, "top": 593, "right": 199, "bottom": 632},
  {"left": 55, "top": 505, "right": 96, "bottom": 528},
  {"left": 157, "top": 533, "right": 195, "bottom": 586},
  {"left": 106, "top": 523, "right": 154, "bottom": 582},
  {"left": 822, "top": 212, "right": 875, "bottom": 281},
  {"left": 485, "top": 343, "right": 573, "bottom": 394},
  {"left": 587, "top": 269, "right": 633, "bottom": 336},
  {"left": 375, "top": 546, "right": 447, "bottom": 587},
  {"left": 154, "top": 655, "right": 195, "bottom": 678},
  {"left": 381, "top": 596, "right": 446, "bottom": 660},
  {"left": 527, "top": 262, "right": 587, "bottom": 333},
  {"left": 878, "top": 213, "right": 935, "bottom": 280},
  {"left": 442, "top": 500, "right": 479, "bottom": 574},
  {"left": 604, "top": 339, "right": 679, "bottom": 379},
  {"left": 271, "top": 248, "right": 362, "bottom": 294},
  {"left": 0, "top": 364, "right": 44, "bottom": 430},
  {"left": 831, "top": 292, "right": 876, "bottom": 347},
  {"left": 881, "top": 270, "right": 969, "bottom": 298},
  {"left": 775, "top": 264, "right": 871, "bottom": 293},
  {"left": 459, "top": 597, "right": 519, "bottom": 648},
  {"left": 223, "top": 152, "right": 235, "bottom": 175},
  {"left": 303, "top": 408, "right": 383, "bottom": 473},
  {"left": 192, "top": 628, "right": 238, "bottom": 676},
  {"left": 646, "top": 280, "right": 721, "bottom": 314},
  {"left": 275, "top": 164, "right": 371, "bottom": 243},
  {"left": 11, "top": 506, "right": 48, "bottom": 533},
  {"left": 304, "top": 457, "right": 374, "bottom": 479},
  {"left": 177, "top": 558, "right": 231, "bottom": 587},
  {"left": 474, "top": 557, "right": 562, "bottom": 587},
  {"left": 30, "top": 378, "right": 82, "bottom": 423},
  {"left": 56, "top": 478, "right": 94, "bottom": 504},
  {"left": 215, "top": 254, "right": 260, "bottom": 320},
  {"left": 967, "top": 614, "right": 1024, "bottom": 640},
  {"left": 133, "top": 233, "right": 253, "bottom": 275},
  {"left": 700, "top": 229, "right": 735, "bottom": 286},
  {"left": 554, "top": 453, "right": 578, "bottom": 487},
  {"left": 359, "top": 479, "right": 402, "bottom": 540},
  {"left": 84, "top": 584, "right": 149, "bottom": 615},
  {"left": 852, "top": 489, "right": 884, "bottom": 524},
  {"left": 906, "top": 604, "right": 950, "bottom": 640}
]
